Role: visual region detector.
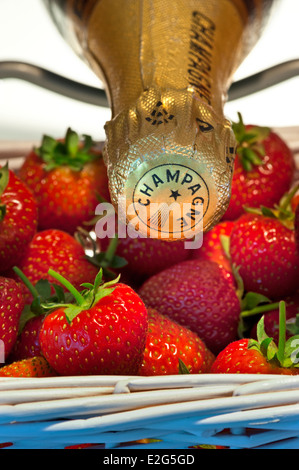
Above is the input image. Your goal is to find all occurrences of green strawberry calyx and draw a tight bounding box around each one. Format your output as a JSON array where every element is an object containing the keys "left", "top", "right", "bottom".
[
  {"left": 0, "top": 163, "right": 10, "bottom": 221},
  {"left": 75, "top": 228, "right": 128, "bottom": 280},
  {"left": 248, "top": 301, "right": 299, "bottom": 369},
  {"left": 245, "top": 184, "right": 299, "bottom": 230},
  {"left": 87, "top": 235, "right": 128, "bottom": 275},
  {"left": 13, "top": 266, "right": 74, "bottom": 333},
  {"left": 178, "top": 358, "right": 191, "bottom": 374},
  {"left": 35, "top": 128, "right": 100, "bottom": 172},
  {"left": 232, "top": 112, "right": 270, "bottom": 172},
  {"left": 45, "top": 268, "right": 120, "bottom": 324}
]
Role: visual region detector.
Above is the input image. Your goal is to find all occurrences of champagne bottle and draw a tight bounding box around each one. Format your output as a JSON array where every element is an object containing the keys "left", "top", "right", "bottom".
[{"left": 43, "top": 0, "right": 275, "bottom": 240}]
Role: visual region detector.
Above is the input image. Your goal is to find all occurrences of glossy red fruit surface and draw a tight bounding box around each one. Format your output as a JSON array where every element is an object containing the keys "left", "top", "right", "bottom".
[
  {"left": 0, "top": 166, "right": 38, "bottom": 272},
  {"left": 139, "top": 308, "right": 214, "bottom": 375},
  {"left": 40, "top": 281, "right": 148, "bottom": 376},
  {"left": 139, "top": 259, "right": 241, "bottom": 355},
  {"left": 229, "top": 213, "right": 299, "bottom": 300},
  {"left": 223, "top": 119, "right": 295, "bottom": 221}
]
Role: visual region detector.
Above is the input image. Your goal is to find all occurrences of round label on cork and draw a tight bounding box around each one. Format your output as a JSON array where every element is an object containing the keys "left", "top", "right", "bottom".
[{"left": 123, "top": 154, "right": 217, "bottom": 239}]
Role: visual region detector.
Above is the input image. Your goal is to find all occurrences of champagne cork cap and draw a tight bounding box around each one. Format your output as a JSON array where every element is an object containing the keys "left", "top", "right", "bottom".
[{"left": 103, "top": 87, "right": 236, "bottom": 240}]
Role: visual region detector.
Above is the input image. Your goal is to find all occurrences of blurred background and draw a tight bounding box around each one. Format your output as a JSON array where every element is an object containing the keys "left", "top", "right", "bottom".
[{"left": 1, "top": 0, "right": 299, "bottom": 143}]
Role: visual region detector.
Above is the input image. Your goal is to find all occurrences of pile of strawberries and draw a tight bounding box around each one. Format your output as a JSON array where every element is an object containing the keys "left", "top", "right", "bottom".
[{"left": 1, "top": 117, "right": 299, "bottom": 379}]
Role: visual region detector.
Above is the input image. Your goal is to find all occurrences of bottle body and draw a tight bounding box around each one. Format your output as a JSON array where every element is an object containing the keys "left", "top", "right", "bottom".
[{"left": 44, "top": 0, "right": 275, "bottom": 239}]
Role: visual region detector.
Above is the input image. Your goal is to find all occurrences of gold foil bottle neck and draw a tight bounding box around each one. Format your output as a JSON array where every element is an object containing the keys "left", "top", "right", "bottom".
[{"left": 44, "top": 0, "right": 276, "bottom": 240}]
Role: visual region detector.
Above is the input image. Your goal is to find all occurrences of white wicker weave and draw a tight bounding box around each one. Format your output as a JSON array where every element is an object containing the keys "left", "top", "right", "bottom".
[{"left": 1, "top": 374, "right": 299, "bottom": 449}]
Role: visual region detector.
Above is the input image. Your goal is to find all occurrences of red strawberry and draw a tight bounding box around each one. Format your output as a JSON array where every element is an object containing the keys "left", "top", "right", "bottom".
[
  {"left": 9, "top": 264, "right": 85, "bottom": 362},
  {"left": 9, "top": 268, "right": 78, "bottom": 362},
  {"left": 291, "top": 186, "right": 299, "bottom": 213},
  {"left": 39, "top": 269, "right": 148, "bottom": 376},
  {"left": 229, "top": 191, "right": 299, "bottom": 300},
  {"left": 97, "top": 233, "right": 190, "bottom": 283},
  {"left": 191, "top": 221, "right": 235, "bottom": 284},
  {"left": 139, "top": 259, "right": 241, "bottom": 355},
  {"left": 0, "top": 443, "right": 13, "bottom": 449},
  {"left": 65, "top": 443, "right": 102, "bottom": 449},
  {"left": 211, "top": 337, "right": 296, "bottom": 375},
  {"left": 76, "top": 230, "right": 140, "bottom": 290},
  {"left": 0, "top": 356, "right": 57, "bottom": 377},
  {"left": 0, "top": 276, "right": 25, "bottom": 360},
  {"left": 19, "top": 128, "right": 110, "bottom": 234},
  {"left": 9, "top": 229, "right": 98, "bottom": 299},
  {"left": 223, "top": 114, "right": 295, "bottom": 221},
  {"left": 250, "top": 293, "right": 299, "bottom": 343},
  {"left": 0, "top": 164, "right": 38, "bottom": 272},
  {"left": 10, "top": 314, "right": 45, "bottom": 361},
  {"left": 295, "top": 204, "right": 299, "bottom": 252},
  {"left": 211, "top": 302, "right": 299, "bottom": 375},
  {"left": 139, "top": 308, "right": 215, "bottom": 376}
]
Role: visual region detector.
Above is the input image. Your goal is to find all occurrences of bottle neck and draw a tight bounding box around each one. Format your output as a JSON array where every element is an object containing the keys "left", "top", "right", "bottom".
[
  {"left": 43, "top": 0, "right": 275, "bottom": 239},
  {"left": 77, "top": 0, "right": 267, "bottom": 116},
  {"left": 45, "top": 0, "right": 273, "bottom": 115},
  {"left": 80, "top": 0, "right": 271, "bottom": 238}
]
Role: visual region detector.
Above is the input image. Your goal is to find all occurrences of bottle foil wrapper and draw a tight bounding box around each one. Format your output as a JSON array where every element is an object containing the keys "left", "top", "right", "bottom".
[{"left": 103, "top": 86, "right": 236, "bottom": 240}]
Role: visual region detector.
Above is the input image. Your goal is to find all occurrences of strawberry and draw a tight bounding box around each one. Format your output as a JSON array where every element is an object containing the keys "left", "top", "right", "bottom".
[
  {"left": 39, "top": 269, "right": 148, "bottom": 376},
  {"left": 223, "top": 113, "right": 295, "bottom": 221},
  {"left": 138, "top": 258, "right": 241, "bottom": 355},
  {"left": 211, "top": 301, "right": 299, "bottom": 375},
  {"left": 0, "top": 443, "right": 13, "bottom": 449},
  {"left": 9, "top": 270, "right": 75, "bottom": 362},
  {"left": 76, "top": 230, "right": 138, "bottom": 289},
  {"left": 19, "top": 128, "right": 110, "bottom": 234},
  {"left": 8, "top": 229, "right": 99, "bottom": 299},
  {"left": 139, "top": 308, "right": 214, "bottom": 375},
  {"left": 0, "top": 164, "right": 38, "bottom": 272},
  {"left": 0, "top": 356, "right": 57, "bottom": 377},
  {"left": 191, "top": 221, "right": 235, "bottom": 284},
  {"left": 295, "top": 204, "right": 299, "bottom": 252},
  {"left": 10, "top": 314, "right": 45, "bottom": 361},
  {"left": 65, "top": 443, "right": 103, "bottom": 449},
  {"left": 291, "top": 186, "right": 299, "bottom": 213},
  {"left": 250, "top": 292, "right": 299, "bottom": 343},
  {"left": 229, "top": 188, "right": 299, "bottom": 300},
  {"left": 0, "top": 276, "right": 25, "bottom": 360},
  {"left": 97, "top": 233, "right": 190, "bottom": 283}
]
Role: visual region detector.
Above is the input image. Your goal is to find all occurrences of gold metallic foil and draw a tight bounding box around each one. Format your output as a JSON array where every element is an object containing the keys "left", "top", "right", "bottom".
[{"left": 44, "top": 0, "right": 275, "bottom": 239}]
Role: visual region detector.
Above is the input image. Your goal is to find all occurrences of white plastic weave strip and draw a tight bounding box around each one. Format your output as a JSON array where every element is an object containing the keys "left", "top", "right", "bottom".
[{"left": 0, "top": 374, "right": 299, "bottom": 449}]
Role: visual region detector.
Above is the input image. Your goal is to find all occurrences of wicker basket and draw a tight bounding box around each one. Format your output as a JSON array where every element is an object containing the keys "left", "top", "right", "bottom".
[
  {"left": 2, "top": 373, "right": 299, "bottom": 449},
  {"left": 1, "top": 128, "right": 299, "bottom": 450}
]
